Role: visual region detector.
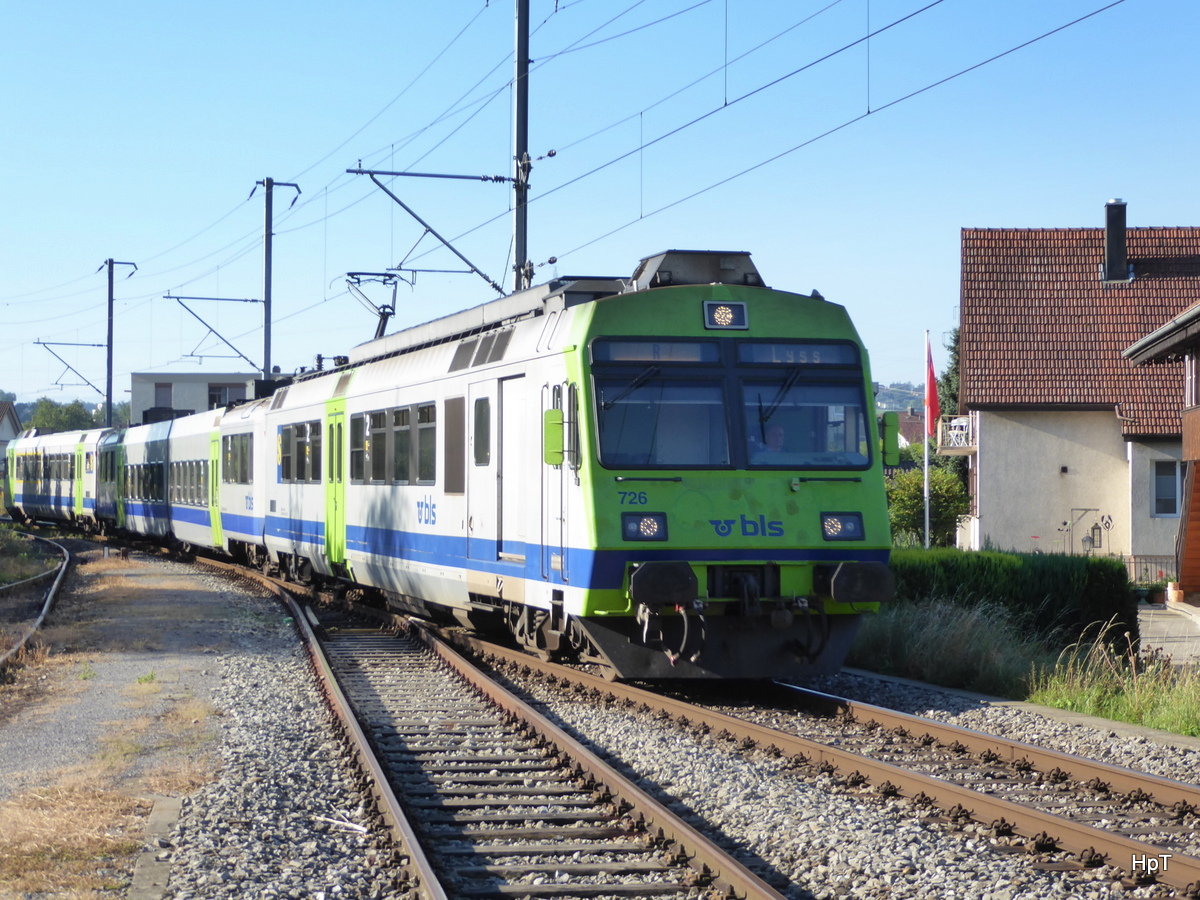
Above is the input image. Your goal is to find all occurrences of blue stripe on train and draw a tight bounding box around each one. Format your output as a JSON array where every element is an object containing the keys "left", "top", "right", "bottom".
[{"left": 340, "top": 521, "right": 889, "bottom": 591}]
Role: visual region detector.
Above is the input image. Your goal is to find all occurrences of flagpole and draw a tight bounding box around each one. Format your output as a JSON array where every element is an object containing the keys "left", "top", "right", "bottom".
[{"left": 924, "top": 331, "right": 932, "bottom": 550}]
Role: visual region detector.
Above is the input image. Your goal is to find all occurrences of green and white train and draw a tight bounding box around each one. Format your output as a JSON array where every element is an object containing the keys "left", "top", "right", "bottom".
[{"left": 6, "top": 250, "right": 898, "bottom": 680}]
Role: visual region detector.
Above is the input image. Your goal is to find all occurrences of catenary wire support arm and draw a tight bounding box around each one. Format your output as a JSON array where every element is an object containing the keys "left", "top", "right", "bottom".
[
  {"left": 171, "top": 299, "right": 260, "bottom": 370},
  {"left": 347, "top": 168, "right": 506, "bottom": 296},
  {"left": 33, "top": 341, "right": 105, "bottom": 397}
]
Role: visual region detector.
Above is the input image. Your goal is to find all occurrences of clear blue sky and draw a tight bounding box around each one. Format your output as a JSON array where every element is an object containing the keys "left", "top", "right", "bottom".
[{"left": 3, "top": 0, "right": 1196, "bottom": 408}]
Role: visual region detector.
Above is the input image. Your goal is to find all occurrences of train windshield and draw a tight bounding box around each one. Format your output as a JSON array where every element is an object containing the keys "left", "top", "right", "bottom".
[
  {"left": 590, "top": 337, "right": 870, "bottom": 470},
  {"left": 743, "top": 378, "right": 869, "bottom": 468},
  {"left": 595, "top": 377, "right": 730, "bottom": 467}
]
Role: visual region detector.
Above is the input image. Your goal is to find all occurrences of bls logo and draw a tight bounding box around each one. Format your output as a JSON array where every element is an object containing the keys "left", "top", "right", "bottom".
[
  {"left": 417, "top": 496, "right": 437, "bottom": 525},
  {"left": 709, "top": 515, "right": 784, "bottom": 537}
]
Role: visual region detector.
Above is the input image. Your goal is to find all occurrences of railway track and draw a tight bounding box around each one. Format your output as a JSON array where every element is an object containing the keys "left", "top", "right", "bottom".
[
  {"left": 433, "top": 629, "right": 1200, "bottom": 897},
  {"left": 223, "top": 570, "right": 789, "bottom": 900},
  {"left": 0, "top": 531, "right": 69, "bottom": 669},
  {"left": 159, "top": 556, "right": 1199, "bottom": 896}
]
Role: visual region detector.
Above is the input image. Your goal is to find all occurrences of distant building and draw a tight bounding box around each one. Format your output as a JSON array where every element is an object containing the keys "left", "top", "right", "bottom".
[
  {"left": 130, "top": 372, "right": 259, "bottom": 425},
  {"left": 0, "top": 401, "right": 22, "bottom": 503},
  {"left": 949, "top": 200, "right": 1198, "bottom": 578}
]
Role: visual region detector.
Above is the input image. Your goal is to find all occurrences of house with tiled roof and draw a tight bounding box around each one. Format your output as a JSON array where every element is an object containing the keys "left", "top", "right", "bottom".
[
  {"left": 949, "top": 201, "right": 1199, "bottom": 574},
  {"left": 1124, "top": 259, "right": 1200, "bottom": 597}
]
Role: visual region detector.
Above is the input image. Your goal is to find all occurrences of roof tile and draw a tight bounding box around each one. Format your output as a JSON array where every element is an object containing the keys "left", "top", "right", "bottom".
[{"left": 959, "top": 227, "right": 1200, "bottom": 437}]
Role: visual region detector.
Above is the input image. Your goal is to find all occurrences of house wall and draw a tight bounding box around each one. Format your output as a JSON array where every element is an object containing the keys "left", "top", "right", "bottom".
[
  {"left": 130, "top": 373, "right": 257, "bottom": 425},
  {"left": 1126, "top": 440, "right": 1182, "bottom": 559},
  {"left": 970, "top": 410, "right": 1134, "bottom": 555}
]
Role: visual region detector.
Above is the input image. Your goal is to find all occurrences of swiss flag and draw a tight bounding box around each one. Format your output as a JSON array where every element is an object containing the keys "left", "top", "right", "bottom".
[{"left": 925, "top": 337, "right": 941, "bottom": 438}]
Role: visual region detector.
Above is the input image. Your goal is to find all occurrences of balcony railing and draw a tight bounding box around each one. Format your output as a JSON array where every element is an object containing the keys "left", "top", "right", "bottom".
[{"left": 937, "top": 412, "right": 977, "bottom": 456}]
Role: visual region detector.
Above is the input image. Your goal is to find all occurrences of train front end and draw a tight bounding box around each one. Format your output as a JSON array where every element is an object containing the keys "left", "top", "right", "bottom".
[{"left": 567, "top": 251, "right": 895, "bottom": 680}]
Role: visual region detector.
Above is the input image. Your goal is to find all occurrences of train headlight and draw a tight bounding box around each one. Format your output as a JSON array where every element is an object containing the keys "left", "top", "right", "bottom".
[
  {"left": 622, "top": 512, "right": 668, "bottom": 541},
  {"left": 821, "top": 512, "right": 864, "bottom": 541},
  {"left": 703, "top": 300, "right": 748, "bottom": 330}
]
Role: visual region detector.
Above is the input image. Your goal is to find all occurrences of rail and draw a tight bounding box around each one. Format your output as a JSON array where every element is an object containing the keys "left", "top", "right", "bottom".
[
  {"left": 441, "top": 630, "right": 1200, "bottom": 893},
  {"left": 0, "top": 534, "right": 69, "bottom": 670}
]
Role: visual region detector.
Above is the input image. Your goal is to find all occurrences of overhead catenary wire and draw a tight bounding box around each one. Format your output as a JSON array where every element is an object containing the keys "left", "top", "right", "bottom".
[{"left": 5, "top": 0, "right": 1135, "bottom": 400}]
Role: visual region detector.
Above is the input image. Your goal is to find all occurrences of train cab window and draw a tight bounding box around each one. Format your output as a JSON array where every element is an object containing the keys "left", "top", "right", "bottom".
[
  {"left": 742, "top": 380, "right": 869, "bottom": 468},
  {"left": 596, "top": 379, "right": 729, "bottom": 467},
  {"left": 417, "top": 404, "right": 436, "bottom": 484},
  {"left": 567, "top": 382, "right": 581, "bottom": 471}
]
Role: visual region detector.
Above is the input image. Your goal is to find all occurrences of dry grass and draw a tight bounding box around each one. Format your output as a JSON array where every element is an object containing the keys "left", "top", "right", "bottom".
[
  {"left": 0, "top": 527, "right": 59, "bottom": 585},
  {"left": 0, "top": 546, "right": 232, "bottom": 896},
  {"left": 0, "top": 774, "right": 150, "bottom": 897}
]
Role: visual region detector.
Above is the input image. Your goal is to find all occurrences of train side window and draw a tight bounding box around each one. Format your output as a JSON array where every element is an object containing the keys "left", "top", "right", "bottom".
[
  {"left": 309, "top": 420, "right": 322, "bottom": 482},
  {"left": 281, "top": 426, "right": 294, "bottom": 482},
  {"left": 350, "top": 414, "right": 366, "bottom": 482},
  {"left": 369, "top": 412, "right": 388, "bottom": 483},
  {"left": 296, "top": 423, "right": 309, "bottom": 482},
  {"left": 445, "top": 396, "right": 465, "bottom": 495},
  {"left": 222, "top": 434, "right": 254, "bottom": 485},
  {"left": 417, "top": 404, "right": 436, "bottom": 484},
  {"left": 244, "top": 435, "right": 254, "bottom": 484},
  {"left": 474, "top": 398, "right": 491, "bottom": 466},
  {"left": 393, "top": 409, "right": 411, "bottom": 484}
]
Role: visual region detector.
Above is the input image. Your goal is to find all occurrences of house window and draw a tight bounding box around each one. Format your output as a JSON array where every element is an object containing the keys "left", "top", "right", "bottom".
[
  {"left": 155, "top": 383, "right": 173, "bottom": 408},
  {"left": 209, "top": 383, "right": 247, "bottom": 409},
  {"left": 1152, "top": 460, "right": 1181, "bottom": 517}
]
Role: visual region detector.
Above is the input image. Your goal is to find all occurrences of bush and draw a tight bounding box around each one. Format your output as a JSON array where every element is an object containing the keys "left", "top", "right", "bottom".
[
  {"left": 886, "top": 467, "right": 969, "bottom": 547},
  {"left": 888, "top": 548, "right": 1136, "bottom": 650}
]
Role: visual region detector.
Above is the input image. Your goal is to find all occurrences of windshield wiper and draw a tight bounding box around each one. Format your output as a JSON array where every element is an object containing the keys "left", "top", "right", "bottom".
[
  {"left": 601, "top": 365, "right": 660, "bottom": 409},
  {"left": 759, "top": 367, "right": 802, "bottom": 423}
]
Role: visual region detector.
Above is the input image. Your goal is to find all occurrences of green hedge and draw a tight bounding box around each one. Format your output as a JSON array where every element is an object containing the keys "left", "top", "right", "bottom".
[{"left": 888, "top": 549, "right": 1138, "bottom": 650}]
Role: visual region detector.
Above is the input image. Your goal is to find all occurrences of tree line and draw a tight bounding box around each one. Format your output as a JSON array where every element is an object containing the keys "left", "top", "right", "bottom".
[{"left": 1, "top": 391, "right": 129, "bottom": 433}]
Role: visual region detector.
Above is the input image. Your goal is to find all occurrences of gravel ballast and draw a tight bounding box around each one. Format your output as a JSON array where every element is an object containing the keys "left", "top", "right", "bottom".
[{"left": 5, "top": 551, "right": 1198, "bottom": 899}]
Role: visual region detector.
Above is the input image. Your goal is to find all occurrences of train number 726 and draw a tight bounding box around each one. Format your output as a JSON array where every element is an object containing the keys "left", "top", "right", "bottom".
[{"left": 618, "top": 491, "right": 648, "bottom": 505}]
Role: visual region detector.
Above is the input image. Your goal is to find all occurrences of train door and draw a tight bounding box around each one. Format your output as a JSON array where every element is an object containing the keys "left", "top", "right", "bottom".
[
  {"left": 467, "top": 381, "right": 497, "bottom": 561},
  {"left": 208, "top": 432, "right": 223, "bottom": 548},
  {"left": 325, "top": 407, "right": 346, "bottom": 568},
  {"left": 74, "top": 440, "right": 86, "bottom": 519},
  {"left": 498, "top": 375, "right": 527, "bottom": 560}
]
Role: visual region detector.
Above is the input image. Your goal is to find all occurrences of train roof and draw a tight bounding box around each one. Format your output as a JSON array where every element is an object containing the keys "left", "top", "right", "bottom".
[{"left": 341, "top": 250, "right": 764, "bottom": 370}]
